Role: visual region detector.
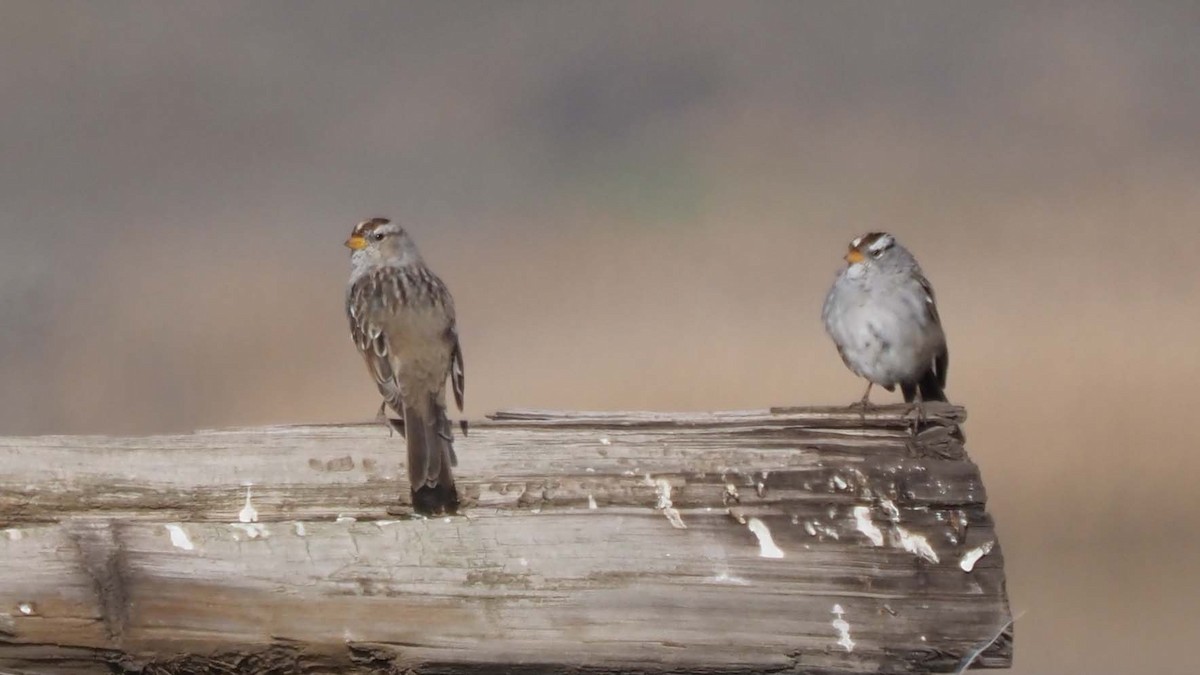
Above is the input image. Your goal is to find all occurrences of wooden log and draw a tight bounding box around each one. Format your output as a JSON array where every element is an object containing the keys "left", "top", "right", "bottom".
[{"left": 0, "top": 405, "right": 1012, "bottom": 674}]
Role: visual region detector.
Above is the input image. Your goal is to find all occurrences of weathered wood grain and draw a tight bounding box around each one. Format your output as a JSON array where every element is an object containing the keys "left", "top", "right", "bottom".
[{"left": 0, "top": 405, "right": 1011, "bottom": 674}]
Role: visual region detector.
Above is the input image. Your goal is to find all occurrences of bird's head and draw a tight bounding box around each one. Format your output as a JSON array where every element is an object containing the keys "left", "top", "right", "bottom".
[
  {"left": 845, "top": 232, "right": 903, "bottom": 269},
  {"left": 344, "top": 217, "right": 421, "bottom": 265}
]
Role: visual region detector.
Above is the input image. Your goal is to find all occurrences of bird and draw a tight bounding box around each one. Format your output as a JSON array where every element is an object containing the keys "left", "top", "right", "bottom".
[
  {"left": 822, "top": 232, "right": 948, "bottom": 407},
  {"left": 344, "top": 217, "right": 465, "bottom": 515}
]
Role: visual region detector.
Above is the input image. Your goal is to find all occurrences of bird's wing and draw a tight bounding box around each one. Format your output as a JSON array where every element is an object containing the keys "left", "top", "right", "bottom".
[
  {"left": 346, "top": 269, "right": 404, "bottom": 413},
  {"left": 450, "top": 332, "right": 465, "bottom": 412},
  {"left": 423, "top": 271, "right": 464, "bottom": 413},
  {"left": 914, "top": 270, "right": 949, "bottom": 389},
  {"left": 934, "top": 341, "right": 949, "bottom": 391},
  {"left": 914, "top": 271, "right": 942, "bottom": 327}
]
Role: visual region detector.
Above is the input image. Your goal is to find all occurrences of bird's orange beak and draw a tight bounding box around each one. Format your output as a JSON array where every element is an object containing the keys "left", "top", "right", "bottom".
[
  {"left": 344, "top": 235, "right": 367, "bottom": 250},
  {"left": 845, "top": 247, "right": 864, "bottom": 264}
]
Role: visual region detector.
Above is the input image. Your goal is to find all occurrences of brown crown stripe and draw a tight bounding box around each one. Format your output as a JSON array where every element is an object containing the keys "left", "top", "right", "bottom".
[
  {"left": 850, "top": 231, "right": 891, "bottom": 251},
  {"left": 351, "top": 217, "right": 391, "bottom": 237}
]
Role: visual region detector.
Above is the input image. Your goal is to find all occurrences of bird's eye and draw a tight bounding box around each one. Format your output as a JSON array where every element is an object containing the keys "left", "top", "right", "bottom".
[
  {"left": 372, "top": 232, "right": 385, "bottom": 242},
  {"left": 871, "top": 248, "right": 884, "bottom": 258}
]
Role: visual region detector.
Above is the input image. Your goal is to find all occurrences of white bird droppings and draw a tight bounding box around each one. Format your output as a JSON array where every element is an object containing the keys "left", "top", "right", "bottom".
[
  {"left": 18, "top": 603, "right": 34, "bottom": 616},
  {"left": 853, "top": 506, "right": 884, "bottom": 546},
  {"left": 805, "top": 519, "right": 841, "bottom": 539},
  {"left": 5, "top": 528, "right": 22, "bottom": 541},
  {"left": 587, "top": 494, "right": 598, "bottom": 510},
  {"left": 335, "top": 514, "right": 357, "bottom": 523},
  {"left": 293, "top": 522, "right": 307, "bottom": 537},
  {"left": 238, "top": 486, "right": 258, "bottom": 523},
  {"left": 895, "top": 526, "right": 939, "bottom": 563},
  {"left": 960, "top": 540, "right": 995, "bottom": 572},
  {"left": 747, "top": 518, "right": 785, "bottom": 558},
  {"left": 650, "top": 477, "right": 687, "bottom": 529},
  {"left": 831, "top": 475, "right": 849, "bottom": 490},
  {"left": 164, "top": 524, "right": 195, "bottom": 550},
  {"left": 231, "top": 523, "right": 269, "bottom": 539},
  {"left": 599, "top": 437, "right": 611, "bottom": 446},
  {"left": 879, "top": 498, "right": 900, "bottom": 522},
  {"left": 832, "top": 604, "right": 855, "bottom": 652}
]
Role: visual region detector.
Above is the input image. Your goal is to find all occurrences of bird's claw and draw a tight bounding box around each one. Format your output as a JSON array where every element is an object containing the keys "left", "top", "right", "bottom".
[
  {"left": 905, "top": 402, "right": 928, "bottom": 437},
  {"left": 376, "top": 402, "right": 405, "bottom": 437},
  {"left": 847, "top": 397, "right": 877, "bottom": 411}
]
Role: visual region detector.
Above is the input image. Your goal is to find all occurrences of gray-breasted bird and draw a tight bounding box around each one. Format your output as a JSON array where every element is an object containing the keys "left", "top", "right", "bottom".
[
  {"left": 822, "top": 232, "right": 948, "bottom": 406},
  {"left": 345, "top": 217, "right": 465, "bottom": 515}
]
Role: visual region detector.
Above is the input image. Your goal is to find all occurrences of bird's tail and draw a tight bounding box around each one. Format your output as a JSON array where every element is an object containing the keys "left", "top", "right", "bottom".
[
  {"left": 404, "top": 396, "right": 459, "bottom": 515},
  {"left": 917, "top": 367, "right": 947, "bottom": 403},
  {"left": 902, "top": 368, "right": 948, "bottom": 403}
]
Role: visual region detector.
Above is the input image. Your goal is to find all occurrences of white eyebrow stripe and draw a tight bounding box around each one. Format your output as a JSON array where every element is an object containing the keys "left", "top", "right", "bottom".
[{"left": 867, "top": 234, "right": 894, "bottom": 252}]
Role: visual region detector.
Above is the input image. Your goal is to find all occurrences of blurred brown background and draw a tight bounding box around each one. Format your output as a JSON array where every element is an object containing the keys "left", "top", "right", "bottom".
[{"left": 2, "top": 1, "right": 1198, "bottom": 672}]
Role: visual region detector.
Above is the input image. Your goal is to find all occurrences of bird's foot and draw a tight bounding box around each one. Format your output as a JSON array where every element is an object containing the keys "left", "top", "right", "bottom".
[
  {"left": 848, "top": 383, "right": 877, "bottom": 421},
  {"left": 375, "top": 402, "right": 406, "bottom": 437},
  {"left": 384, "top": 417, "right": 405, "bottom": 438},
  {"left": 848, "top": 392, "right": 877, "bottom": 425},
  {"left": 905, "top": 402, "right": 928, "bottom": 437},
  {"left": 847, "top": 397, "right": 878, "bottom": 412}
]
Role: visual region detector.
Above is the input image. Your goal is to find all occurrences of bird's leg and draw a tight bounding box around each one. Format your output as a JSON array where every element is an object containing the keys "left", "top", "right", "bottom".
[
  {"left": 376, "top": 402, "right": 405, "bottom": 438},
  {"left": 845, "top": 381, "right": 878, "bottom": 426},
  {"left": 849, "top": 382, "right": 877, "bottom": 410},
  {"left": 375, "top": 401, "right": 388, "bottom": 431},
  {"left": 906, "top": 392, "right": 927, "bottom": 437}
]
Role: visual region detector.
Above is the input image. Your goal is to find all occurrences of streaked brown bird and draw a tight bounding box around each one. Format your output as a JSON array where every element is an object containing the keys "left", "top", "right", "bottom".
[{"left": 344, "top": 217, "right": 465, "bottom": 515}]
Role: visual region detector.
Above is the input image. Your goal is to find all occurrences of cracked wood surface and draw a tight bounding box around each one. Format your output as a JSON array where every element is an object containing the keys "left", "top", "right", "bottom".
[{"left": 0, "top": 404, "right": 1012, "bottom": 674}]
